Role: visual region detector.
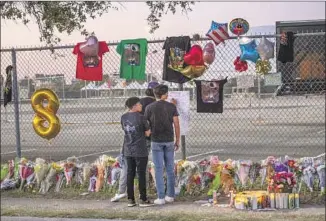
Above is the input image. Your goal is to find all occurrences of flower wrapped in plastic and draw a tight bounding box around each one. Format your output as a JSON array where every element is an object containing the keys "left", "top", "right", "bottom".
[
  {"left": 260, "top": 156, "right": 275, "bottom": 187},
  {"left": 110, "top": 159, "right": 122, "bottom": 187},
  {"left": 74, "top": 163, "right": 84, "bottom": 186},
  {"left": 313, "top": 155, "right": 325, "bottom": 193},
  {"left": 198, "top": 159, "right": 210, "bottom": 174},
  {"left": 268, "top": 171, "right": 296, "bottom": 193},
  {"left": 40, "top": 162, "right": 63, "bottom": 194},
  {"left": 18, "top": 158, "right": 35, "bottom": 191},
  {"left": 316, "top": 164, "right": 325, "bottom": 193},
  {"left": 1, "top": 163, "right": 9, "bottom": 183},
  {"left": 83, "top": 163, "right": 92, "bottom": 186},
  {"left": 88, "top": 164, "right": 97, "bottom": 192},
  {"left": 221, "top": 159, "right": 236, "bottom": 195},
  {"left": 235, "top": 160, "right": 252, "bottom": 187},
  {"left": 302, "top": 166, "right": 316, "bottom": 192},
  {"left": 209, "top": 156, "right": 221, "bottom": 174},
  {"left": 64, "top": 157, "right": 77, "bottom": 186},
  {"left": 34, "top": 158, "right": 49, "bottom": 188},
  {"left": 148, "top": 161, "right": 156, "bottom": 190},
  {"left": 201, "top": 171, "right": 215, "bottom": 190},
  {"left": 249, "top": 162, "right": 261, "bottom": 187},
  {"left": 285, "top": 156, "right": 303, "bottom": 190}
]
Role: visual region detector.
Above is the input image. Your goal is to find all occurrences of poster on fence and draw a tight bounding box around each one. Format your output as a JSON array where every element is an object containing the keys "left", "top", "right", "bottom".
[
  {"left": 236, "top": 75, "right": 255, "bottom": 88},
  {"left": 167, "top": 91, "right": 190, "bottom": 135},
  {"left": 264, "top": 72, "right": 282, "bottom": 86}
]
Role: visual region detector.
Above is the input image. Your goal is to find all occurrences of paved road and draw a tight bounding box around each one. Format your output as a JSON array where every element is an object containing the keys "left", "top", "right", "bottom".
[
  {"left": 1, "top": 218, "right": 141, "bottom": 221},
  {"left": 1, "top": 95, "right": 325, "bottom": 162}
]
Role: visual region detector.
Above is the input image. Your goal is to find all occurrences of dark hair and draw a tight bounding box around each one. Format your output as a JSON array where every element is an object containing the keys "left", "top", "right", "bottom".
[
  {"left": 153, "top": 84, "right": 169, "bottom": 99},
  {"left": 145, "top": 88, "right": 155, "bottom": 97},
  {"left": 125, "top": 97, "right": 140, "bottom": 109}
]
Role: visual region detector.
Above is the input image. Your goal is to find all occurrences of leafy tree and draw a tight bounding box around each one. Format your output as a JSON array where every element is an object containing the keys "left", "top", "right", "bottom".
[{"left": 0, "top": 1, "right": 195, "bottom": 46}]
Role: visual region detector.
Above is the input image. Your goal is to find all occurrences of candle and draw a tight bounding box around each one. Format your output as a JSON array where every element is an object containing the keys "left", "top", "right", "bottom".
[
  {"left": 295, "top": 193, "right": 300, "bottom": 208},
  {"left": 279, "top": 193, "right": 284, "bottom": 209},
  {"left": 275, "top": 193, "right": 280, "bottom": 209},
  {"left": 289, "top": 193, "right": 295, "bottom": 209},
  {"left": 270, "top": 193, "right": 275, "bottom": 208},
  {"left": 252, "top": 196, "right": 258, "bottom": 210},
  {"left": 283, "top": 193, "right": 289, "bottom": 209},
  {"left": 213, "top": 190, "right": 217, "bottom": 205}
]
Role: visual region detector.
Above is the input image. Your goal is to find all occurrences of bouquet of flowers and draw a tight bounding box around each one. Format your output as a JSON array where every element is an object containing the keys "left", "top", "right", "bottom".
[
  {"left": 83, "top": 163, "right": 92, "bottom": 186},
  {"left": 18, "top": 158, "right": 35, "bottom": 191},
  {"left": 313, "top": 155, "right": 325, "bottom": 193},
  {"left": 248, "top": 162, "right": 261, "bottom": 187},
  {"left": 235, "top": 160, "right": 252, "bottom": 187},
  {"left": 300, "top": 157, "right": 315, "bottom": 192},
  {"left": 64, "top": 157, "right": 77, "bottom": 186},
  {"left": 221, "top": 159, "right": 236, "bottom": 195},
  {"left": 0, "top": 160, "right": 18, "bottom": 190},
  {"left": 268, "top": 171, "right": 296, "bottom": 193},
  {"left": 148, "top": 161, "right": 156, "bottom": 191},
  {"left": 34, "top": 158, "right": 49, "bottom": 188},
  {"left": 110, "top": 159, "right": 122, "bottom": 186},
  {"left": 209, "top": 156, "right": 221, "bottom": 174},
  {"left": 40, "top": 162, "right": 63, "bottom": 194},
  {"left": 260, "top": 156, "right": 275, "bottom": 187},
  {"left": 1, "top": 163, "right": 9, "bottom": 183},
  {"left": 285, "top": 156, "right": 303, "bottom": 191},
  {"left": 88, "top": 164, "right": 97, "bottom": 192}
]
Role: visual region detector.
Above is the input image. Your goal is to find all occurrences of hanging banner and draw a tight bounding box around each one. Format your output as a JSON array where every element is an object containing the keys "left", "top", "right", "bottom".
[
  {"left": 167, "top": 91, "right": 190, "bottom": 135},
  {"left": 264, "top": 72, "right": 282, "bottom": 86},
  {"left": 237, "top": 75, "right": 255, "bottom": 88}
]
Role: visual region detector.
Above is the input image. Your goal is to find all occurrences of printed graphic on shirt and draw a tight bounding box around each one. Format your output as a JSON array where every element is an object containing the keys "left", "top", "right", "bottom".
[
  {"left": 168, "top": 47, "right": 186, "bottom": 71},
  {"left": 123, "top": 120, "right": 136, "bottom": 134},
  {"left": 82, "top": 55, "right": 99, "bottom": 68},
  {"left": 124, "top": 44, "right": 140, "bottom": 66},
  {"left": 201, "top": 81, "right": 220, "bottom": 103}
]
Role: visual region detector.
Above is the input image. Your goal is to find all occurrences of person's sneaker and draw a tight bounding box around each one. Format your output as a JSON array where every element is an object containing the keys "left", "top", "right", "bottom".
[
  {"left": 154, "top": 198, "right": 165, "bottom": 205},
  {"left": 128, "top": 199, "right": 136, "bottom": 207},
  {"left": 165, "top": 196, "right": 174, "bottom": 203},
  {"left": 110, "top": 193, "right": 127, "bottom": 202},
  {"left": 139, "top": 200, "right": 154, "bottom": 207}
]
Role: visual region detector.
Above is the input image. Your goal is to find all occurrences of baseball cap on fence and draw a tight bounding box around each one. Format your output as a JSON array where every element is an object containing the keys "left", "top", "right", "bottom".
[{"left": 148, "top": 81, "right": 159, "bottom": 89}]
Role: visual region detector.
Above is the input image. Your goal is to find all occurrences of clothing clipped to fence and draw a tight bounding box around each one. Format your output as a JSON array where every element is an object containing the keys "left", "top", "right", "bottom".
[
  {"left": 162, "top": 36, "right": 192, "bottom": 84},
  {"left": 116, "top": 39, "right": 148, "bottom": 80},
  {"left": 3, "top": 65, "right": 13, "bottom": 107},
  {"left": 194, "top": 78, "right": 228, "bottom": 113},
  {"left": 73, "top": 41, "right": 109, "bottom": 81},
  {"left": 277, "top": 32, "right": 295, "bottom": 63}
]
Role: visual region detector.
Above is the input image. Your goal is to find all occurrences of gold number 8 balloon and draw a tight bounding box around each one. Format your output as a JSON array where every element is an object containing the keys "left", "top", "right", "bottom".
[{"left": 31, "top": 88, "right": 61, "bottom": 140}]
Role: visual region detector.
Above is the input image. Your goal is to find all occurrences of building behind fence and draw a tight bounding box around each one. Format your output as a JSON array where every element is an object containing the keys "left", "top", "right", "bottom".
[{"left": 0, "top": 32, "right": 325, "bottom": 162}]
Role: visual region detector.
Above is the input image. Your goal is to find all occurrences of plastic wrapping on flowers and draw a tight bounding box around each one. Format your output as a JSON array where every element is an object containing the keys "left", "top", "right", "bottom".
[{"left": 0, "top": 153, "right": 325, "bottom": 198}]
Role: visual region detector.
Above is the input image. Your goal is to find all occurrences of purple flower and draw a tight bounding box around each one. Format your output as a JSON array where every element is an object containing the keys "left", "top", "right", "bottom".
[{"left": 274, "top": 162, "right": 288, "bottom": 173}]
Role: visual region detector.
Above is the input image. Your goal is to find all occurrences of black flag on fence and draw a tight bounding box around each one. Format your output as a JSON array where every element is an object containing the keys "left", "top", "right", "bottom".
[{"left": 3, "top": 65, "right": 13, "bottom": 107}]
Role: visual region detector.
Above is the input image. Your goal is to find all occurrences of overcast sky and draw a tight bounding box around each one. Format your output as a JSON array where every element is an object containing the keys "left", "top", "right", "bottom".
[{"left": 1, "top": 2, "right": 325, "bottom": 47}]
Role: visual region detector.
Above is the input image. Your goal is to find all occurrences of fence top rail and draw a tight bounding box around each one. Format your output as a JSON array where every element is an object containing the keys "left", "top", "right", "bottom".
[{"left": 1, "top": 32, "right": 325, "bottom": 53}]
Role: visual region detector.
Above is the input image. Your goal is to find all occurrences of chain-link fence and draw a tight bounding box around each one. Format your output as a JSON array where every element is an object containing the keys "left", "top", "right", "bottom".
[{"left": 1, "top": 32, "right": 325, "bottom": 162}]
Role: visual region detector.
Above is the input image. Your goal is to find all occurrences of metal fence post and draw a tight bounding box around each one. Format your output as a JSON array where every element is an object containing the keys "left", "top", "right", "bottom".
[
  {"left": 178, "top": 83, "right": 186, "bottom": 160},
  {"left": 11, "top": 48, "right": 22, "bottom": 158}
]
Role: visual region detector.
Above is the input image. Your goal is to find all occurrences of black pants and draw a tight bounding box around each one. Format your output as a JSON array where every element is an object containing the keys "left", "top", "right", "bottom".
[{"left": 126, "top": 156, "right": 148, "bottom": 201}]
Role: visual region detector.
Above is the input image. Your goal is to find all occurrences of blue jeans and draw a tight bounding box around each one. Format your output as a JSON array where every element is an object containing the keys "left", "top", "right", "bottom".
[{"left": 151, "top": 142, "right": 175, "bottom": 199}]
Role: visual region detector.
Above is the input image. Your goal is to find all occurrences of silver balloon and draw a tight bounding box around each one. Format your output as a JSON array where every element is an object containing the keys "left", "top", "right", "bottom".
[{"left": 256, "top": 37, "right": 275, "bottom": 61}]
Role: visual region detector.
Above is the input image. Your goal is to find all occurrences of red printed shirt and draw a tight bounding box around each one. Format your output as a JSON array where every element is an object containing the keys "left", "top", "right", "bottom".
[{"left": 73, "top": 41, "right": 109, "bottom": 81}]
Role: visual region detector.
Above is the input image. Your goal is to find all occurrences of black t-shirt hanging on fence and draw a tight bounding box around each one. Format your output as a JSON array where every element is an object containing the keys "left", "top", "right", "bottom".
[
  {"left": 277, "top": 32, "right": 295, "bottom": 63},
  {"left": 194, "top": 78, "right": 228, "bottom": 113},
  {"left": 162, "top": 36, "right": 192, "bottom": 84}
]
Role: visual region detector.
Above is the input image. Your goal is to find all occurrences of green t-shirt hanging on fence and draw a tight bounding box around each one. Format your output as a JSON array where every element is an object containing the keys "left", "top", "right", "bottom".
[{"left": 116, "top": 38, "right": 148, "bottom": 80}]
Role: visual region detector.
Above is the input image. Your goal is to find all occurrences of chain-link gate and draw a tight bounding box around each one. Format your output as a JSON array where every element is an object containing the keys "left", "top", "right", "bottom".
[{"left": 1, "top": 32, "right": 325, "bottom": 162}]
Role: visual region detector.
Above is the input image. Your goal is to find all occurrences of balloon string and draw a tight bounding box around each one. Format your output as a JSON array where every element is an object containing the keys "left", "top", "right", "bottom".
[{"left": 48, "top": 140, "right": 52, "bottom": 146}]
